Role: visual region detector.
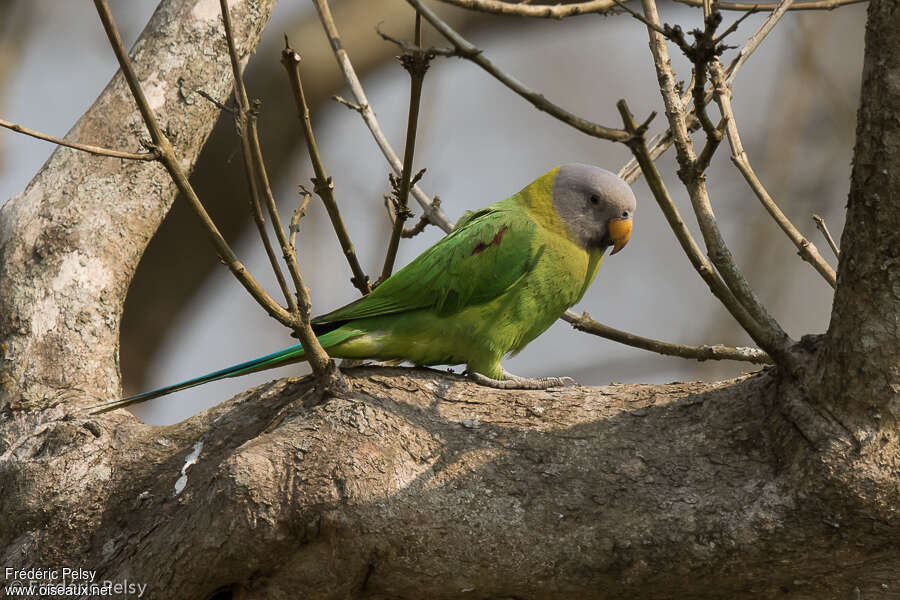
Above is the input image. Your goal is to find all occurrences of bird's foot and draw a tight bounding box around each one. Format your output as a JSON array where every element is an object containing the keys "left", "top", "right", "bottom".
[{"left": 467, "top": 368, "right": 577, "bottom": 390}]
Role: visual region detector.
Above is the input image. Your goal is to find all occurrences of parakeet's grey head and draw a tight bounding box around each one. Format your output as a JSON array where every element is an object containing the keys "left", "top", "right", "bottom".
[{"left": 552, "top": 163, "right": 636, "bottom": 254}]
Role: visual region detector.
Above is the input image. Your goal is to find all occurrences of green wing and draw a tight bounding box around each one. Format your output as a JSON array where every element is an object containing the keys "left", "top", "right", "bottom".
[{"left": 314, "top": 201, "right": 538, "bottom": 325}]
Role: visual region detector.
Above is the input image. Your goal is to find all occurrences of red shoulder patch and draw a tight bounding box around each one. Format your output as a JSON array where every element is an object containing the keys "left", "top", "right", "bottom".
[{"left": 472, "top": 225, "right": 509, "bottom": 255}]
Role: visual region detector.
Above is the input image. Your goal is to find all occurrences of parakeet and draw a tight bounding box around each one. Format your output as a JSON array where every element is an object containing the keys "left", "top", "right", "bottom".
[{"left": 90, "top": 164, "right": 635, "bottom": 413}]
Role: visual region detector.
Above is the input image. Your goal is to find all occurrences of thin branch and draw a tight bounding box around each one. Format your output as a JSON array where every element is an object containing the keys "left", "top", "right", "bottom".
[
  {"left": 312, "top": 0, "right": 453, "bottom": 233},
  {"left": 219, "top": 0, "right": 300, "bottom": 314},
  {"left": 713, "top": 7, "right": 761, "bottom": 44},
  {"left": 435, "top": 0, "right": 618, "bottom": 18},
  {"left": 216, "top": 21, "right": 294, "bottom": 310},
  {"left": 281, "top": 40, "right": 371, "bottom": 295},
  {"left": 375, "top": 22, "right": 457, "bottom": 57},
  {"left": 725, "top": 0, "right": 797, "bottom": 83},
  {"left": 0, "top": 117, "right": 159, "bottom": 161},
  {"left": 616, "top": 100, "right": 767, "bottom": 347},
  {"left": 562, "top": 310, "right": 773, "bottom": 364},
  {"left": 638, "top": 0, "right": 794, "bottom": 365},
  {"left": 404, "top": 203, "right": 439, "bottom": 238},
  {"left": 710, "top": 61, "right": 836, "bottom": 288},
  {"left": 238, "top": 109, "right": 297, "bottom": 311},
  {"left": 674, "top": 0, "right": 863, "bottom": 10},
  {"left": 91, "top": 0, "right": 298, "bottom": 331},
  {"left": 812, "top": 214, "right": 840, "bottom": 259},
  {"left": 381, "top": 14, "right": 429, "bottom": 281},
  {"left": 437, "top": 0, "right": 863, "bottom": 16},
  {"left": 618, "top": 0, "right": 801, "bottom": 186},
  {"left": 289, "top": 189, "right": 312, "bottom": 252},
  {"left": 609, "top": 0, "right": 669, "bottom": 34},
  {"left": 406, "top": 0, "right": 631, "bottom": 143}
]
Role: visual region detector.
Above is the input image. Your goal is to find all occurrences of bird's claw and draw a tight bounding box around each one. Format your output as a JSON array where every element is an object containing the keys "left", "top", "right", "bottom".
[{"left": 467, "top": 369, "right": 578, "bottom": 390}]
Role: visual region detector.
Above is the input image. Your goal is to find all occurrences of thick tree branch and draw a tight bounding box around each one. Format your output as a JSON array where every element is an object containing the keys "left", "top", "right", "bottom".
[{"left": 822, "top": 0, "right": 900, "bottom": 428}]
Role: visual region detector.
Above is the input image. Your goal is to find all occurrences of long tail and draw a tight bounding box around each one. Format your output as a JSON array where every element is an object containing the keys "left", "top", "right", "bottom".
[{"left": 85, "top": 343, "right": 307, "bottom": 414}]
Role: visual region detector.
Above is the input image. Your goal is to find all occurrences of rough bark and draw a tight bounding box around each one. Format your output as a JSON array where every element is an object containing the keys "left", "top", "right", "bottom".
[
  {"left": 0, "top": 0, "right": 278, "bottom": 409},
  {"left": 1, "top": 0, "right": 900, "bottom": 599}
]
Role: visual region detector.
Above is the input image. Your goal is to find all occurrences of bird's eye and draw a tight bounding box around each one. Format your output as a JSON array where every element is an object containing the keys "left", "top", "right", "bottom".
[
  {"left": 622, "top": 210, "right": 630, "bottom": 218},
  {"left": 590, "top": 195, "right": 600, "bottom": 205}
]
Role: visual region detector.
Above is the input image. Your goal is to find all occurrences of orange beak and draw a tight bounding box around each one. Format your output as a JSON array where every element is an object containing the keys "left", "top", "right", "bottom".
[{"left": 607, "top": 217, "right": 633, "bottom": 255}]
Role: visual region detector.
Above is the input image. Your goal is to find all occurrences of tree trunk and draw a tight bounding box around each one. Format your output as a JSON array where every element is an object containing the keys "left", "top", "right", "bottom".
[{"left": 1, "top": 0, "right": 899, "bottom": 598}]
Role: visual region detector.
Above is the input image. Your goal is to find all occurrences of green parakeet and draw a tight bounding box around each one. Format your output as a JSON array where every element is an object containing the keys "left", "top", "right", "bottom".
[{"left": 91, "top": 164, "right": 635, "bottom": 413}]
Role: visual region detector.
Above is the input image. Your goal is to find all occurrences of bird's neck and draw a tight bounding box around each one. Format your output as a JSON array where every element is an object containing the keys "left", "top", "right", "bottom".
[{"left": 514, "top": 166, "right": 575, "bottom": 243}]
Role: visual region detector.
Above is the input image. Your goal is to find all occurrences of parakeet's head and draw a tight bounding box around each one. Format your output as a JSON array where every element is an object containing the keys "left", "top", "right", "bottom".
[{"left": 552, "top": 163, "right": 636, "bottom": 254}]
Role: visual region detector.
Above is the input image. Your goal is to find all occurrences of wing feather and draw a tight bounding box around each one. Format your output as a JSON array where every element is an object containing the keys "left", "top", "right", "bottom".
[{"left": 313, "top": 201, "right": 535, "bottom": 326}]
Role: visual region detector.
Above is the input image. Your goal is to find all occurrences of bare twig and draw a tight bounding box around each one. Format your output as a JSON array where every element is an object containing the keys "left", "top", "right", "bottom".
[
  {"left": 388, "top": 195, "right": 442, "bottom": 238},
  {"left": 0, "top": 117, "right": 159, "bottom": 161},
  {"left": 220, "top": 1, "right": 345, "bottom": 386},
  {"left": 618, "top": 0, "right": 801, "bottom": 186},
  {"left": 281, "top": 40, "right": 371, "bottom": 295},
  {"left": 93, "top": 0, "right": 345, "bottom": 389},
  {"left": 812, "top": 214, "right": 840, "bottom": 259},
  {"left": 725, "top": 0, "right": 797, "bottom": 83},
  {"left": 407, "top": 0, "right": 631, "bottom": 143},
  {"left": 381, "top": 14, "right": 429, "bottom": 281},
  {"left": 237, "top": 108, "right": 297, "bottom": 311},
  {"left": 640, "top": 0, "right": 795, "bottom": 366},
  {"left": 562, "top": 311, "right": 773, "bottom": 364},
  {"left": 92, "top": 0, "right": 296, "bottom": 328},
  {"left": 290, "top": 188, "right": 312, "bottom": 252},
  {"left": 437, "top": 0, "right": 863, "bottom": 17},
  {"left": 617, "top": 100, "right": 766, "bottom": 347},
  {"left": 332, "top": 95, "right": 363, "bottom": 112},
  {"left": 674, "top": 0, "right": 863, "bottom": 10},
  {"left": 375, "top": 22, "right": 456, "bottom": 57},
  {"left": 434, "top": 0, "right": 617, "bottom": 18},
  {"left": 220, "top": 0, "right": 301, "bottom": 314},
  {"left": 609, "top": 0, "right": 669, "bottom": 34},
  {"left": 312, "top": 0, "right": 453, "bottom": 233},
  {"left": 710, "top": 61, "right": 836, "bottom": 288}
]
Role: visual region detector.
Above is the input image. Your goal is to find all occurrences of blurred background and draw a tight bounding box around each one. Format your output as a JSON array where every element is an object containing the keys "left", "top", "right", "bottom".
[{"left": 0, "top": 1, "right": 865, "bottom": 424}]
